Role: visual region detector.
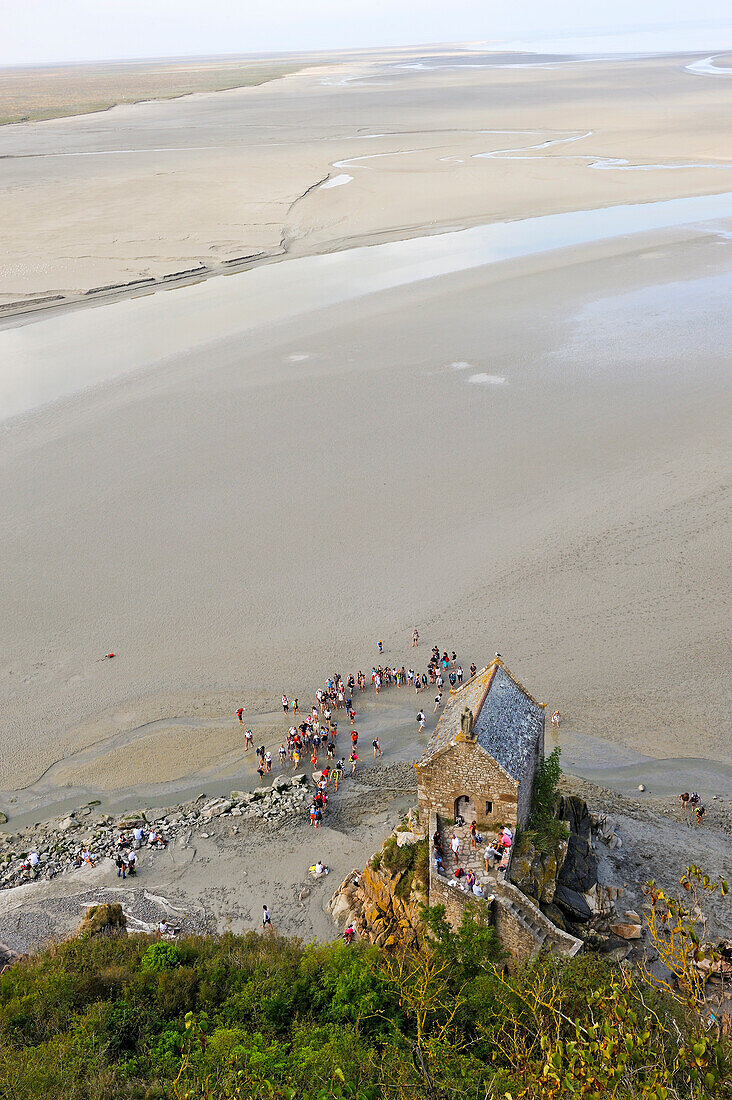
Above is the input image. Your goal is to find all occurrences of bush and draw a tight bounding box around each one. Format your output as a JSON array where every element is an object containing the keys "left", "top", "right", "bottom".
[
  {"left": 140, "top": 941, "right": 181, "bottom": 972},
  {"left": 0, "top": 923, "right": 727, "bottom": 1099},
  {"left": 525, "top": 747, "right": 569, "bottom": 853}
]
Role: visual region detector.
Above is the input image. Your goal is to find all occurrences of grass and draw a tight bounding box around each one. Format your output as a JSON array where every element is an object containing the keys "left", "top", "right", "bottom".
[{"left": 0, "top": 57, "right": 308, "bottom": 126}]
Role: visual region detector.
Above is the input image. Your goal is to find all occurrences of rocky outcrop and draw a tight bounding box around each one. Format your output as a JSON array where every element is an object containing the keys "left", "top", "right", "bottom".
[
  {"left": 77, "top": 903, "right": 127, "bottom": 937},
  {"left": 510, "top": 837, "right": 568, "bottom": 906},
  {"left": 509, "top": 795, "right": 630, "bottom": 943},
  {"left": 0, "top": 776, "right": 312, "bottom": 891},
  {"left": 557, "top": 796, "right": 598, "bottom": 897},
  {"left": 329, "top": 816, "right": 428, "bottom": 948}
]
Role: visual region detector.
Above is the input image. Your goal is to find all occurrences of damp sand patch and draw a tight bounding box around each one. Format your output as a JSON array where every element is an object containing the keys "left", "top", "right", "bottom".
[{"left": 468, "top": 373, "right": 507, "bottom": 385}]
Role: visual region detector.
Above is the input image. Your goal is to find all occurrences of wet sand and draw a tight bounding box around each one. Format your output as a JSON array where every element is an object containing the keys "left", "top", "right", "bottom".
[
  {"left": 0, "top": 48, "right": 731, "bottom": 811},
  {"left": 2, "top": 49, "right": 732, "bottom": 311}
]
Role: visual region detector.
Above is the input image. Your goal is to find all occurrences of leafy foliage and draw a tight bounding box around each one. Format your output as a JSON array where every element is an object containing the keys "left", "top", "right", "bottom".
[
  {"left": 0, "top": 917, "right": 728, "bottom": 1099},
  {"left": 378, "top": 836, "right": 429, "bottom": 899},
  {"left": 642, "top": 865, "right": 729, "bottom": 1029},
  {"left": 524, "top": 747, "right": 569, "bottom": 853}
]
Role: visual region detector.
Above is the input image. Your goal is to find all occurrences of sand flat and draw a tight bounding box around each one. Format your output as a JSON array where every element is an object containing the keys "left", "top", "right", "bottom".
[
  {"left": 0, "top": 50, "right": 730, "bottom": 801},
  {"left": 1, "top": 51, "right": 731, "bottom": 309}
]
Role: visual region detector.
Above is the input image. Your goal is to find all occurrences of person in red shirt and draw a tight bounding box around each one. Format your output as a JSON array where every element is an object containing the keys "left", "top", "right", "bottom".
[{"left": 351, "top": 729, "right": 358, "bottom": 746}]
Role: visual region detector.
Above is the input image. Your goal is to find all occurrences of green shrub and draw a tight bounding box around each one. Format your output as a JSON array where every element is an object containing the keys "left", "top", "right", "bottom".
[
  {"left": 0, "top": 918, "right": 727, "bottom": 1099},
  {"left": 525, "top": 747, "right": 570, "bottom": 853},
  {"left": 140, "top": 941, "right": 181, "bottom": 972}
]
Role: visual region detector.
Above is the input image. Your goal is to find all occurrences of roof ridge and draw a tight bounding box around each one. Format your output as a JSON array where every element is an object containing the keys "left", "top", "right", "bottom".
[{"left": 489, "top": 657, "right": 546, "bottom": 709}]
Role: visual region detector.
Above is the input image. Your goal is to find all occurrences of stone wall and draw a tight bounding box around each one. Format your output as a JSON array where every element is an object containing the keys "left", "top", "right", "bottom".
[
  {"left": 493, "top": 895, "right": 541, "bottom": 961},
  {"left": 429, "top": 873, "right": 491, "bottom": 928},
  {"left": 494, "top": 879, "right": 583, "bottom": 959},
  {"left": 417, "top": 742, "right": 519, "bottom": 830}
]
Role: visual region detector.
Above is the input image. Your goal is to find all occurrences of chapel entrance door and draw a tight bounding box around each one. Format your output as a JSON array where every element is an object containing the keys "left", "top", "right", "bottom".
[{"left": 454, "top": 795, "right": 475, "bottom": 824}]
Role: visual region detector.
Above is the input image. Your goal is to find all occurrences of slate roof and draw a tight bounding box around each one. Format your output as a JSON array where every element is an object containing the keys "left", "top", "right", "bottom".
[{"left": 418, "top": 658, "right": 545, "bottom": 782}]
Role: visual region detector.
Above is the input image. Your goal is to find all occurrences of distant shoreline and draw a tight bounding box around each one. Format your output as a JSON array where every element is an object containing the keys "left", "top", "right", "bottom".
[{"left": 0, "top": 57, "right": 307, "bottom": 127}]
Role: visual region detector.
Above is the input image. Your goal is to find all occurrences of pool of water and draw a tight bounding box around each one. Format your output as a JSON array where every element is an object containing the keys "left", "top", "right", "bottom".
[{"left": 1, "top": 190, "right": 731, "bottom": 424}]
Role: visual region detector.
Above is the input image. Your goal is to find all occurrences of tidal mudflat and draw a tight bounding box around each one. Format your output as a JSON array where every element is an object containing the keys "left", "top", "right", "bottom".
[{"left": 0, "top": 47, "right": 730, "bottom": 809}]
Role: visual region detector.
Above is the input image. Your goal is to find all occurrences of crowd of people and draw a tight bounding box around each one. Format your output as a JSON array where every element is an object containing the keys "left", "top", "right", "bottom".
[
  {"left": 431, "top": 821, "right": 514, "bottom": 892},
  {"left": 235, "top": 635, "right": 477, "bottom": 836},
  {"left": 249, "top": 633, "right": 478, "bottom": 932}
]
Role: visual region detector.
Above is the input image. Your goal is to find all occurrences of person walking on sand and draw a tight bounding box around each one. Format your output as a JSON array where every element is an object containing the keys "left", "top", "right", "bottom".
[
  {"left": 237, "top": 706, "right": 245, "bottom": 723},
  {"left": 350, "top": 749, "right": 359, "bottom": 774},
  {"left": 551, "top": 710, "right": 561, "bottom": 728},
  {"left": 679, "top": 792, "right": 690, "bottom": 810},
  {"left": 262, "top": 904, "right": 272, "bottom": 930},
  {"left": 293, "top": 697, "right": 300, "bottom": 715},
  {"left": 695, "top": 805, "right": 706, "bottom": 825},
  {"left": 412, "top": 628, "right": 419, "bottom": 647},
  {"left": 245, "top": 728, "right": 253, "bottom": 750},
  {"left": 282, "top": 694, "right": 289, "bottom": 714},
  {"left": 372, "top": 736, "right": 382, "bottom": 758},
  {"left": 417, "top": 709, "right": 426, "bottom": 732},
  {"left": 434, "top": 692, "right": 442, "bottom": 714}
]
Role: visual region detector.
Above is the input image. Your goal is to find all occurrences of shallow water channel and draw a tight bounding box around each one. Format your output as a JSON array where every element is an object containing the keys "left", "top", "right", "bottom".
[{"left": 1, "top": 190, "right": 732, "bottom": 424}]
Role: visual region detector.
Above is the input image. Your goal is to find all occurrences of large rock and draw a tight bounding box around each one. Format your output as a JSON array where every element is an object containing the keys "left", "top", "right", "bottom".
[
  {"left": 559, "top": 795, "right": 592, "bottom": 840},
  {"left": 330, "top": 893, "right": 353, "bottom": 925},
  {"left": 77, "top": 903, "right": 127, "bottom": 937},
  {"left": 511, "top": 842, "right": 565, "bottom": 905},
  {"left": 610, "top": 922, "right": 642, "bottom": 941},
  {"left": 557, "top": 832, "right": 597, "bottom": 894},
  {"left": 554, "top": 884, "right": 593, "bottom": 922}
]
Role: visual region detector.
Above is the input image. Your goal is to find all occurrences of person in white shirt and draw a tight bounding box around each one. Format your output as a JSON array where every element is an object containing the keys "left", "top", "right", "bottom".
[{"left": 29, "top": 852, "right": 39, "bottom": 868}]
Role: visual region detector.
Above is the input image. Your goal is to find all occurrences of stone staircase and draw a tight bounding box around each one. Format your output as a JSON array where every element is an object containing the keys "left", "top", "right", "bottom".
[
  {"left": 429, "top": 810, "right": 582, "bottom": 959},
  {"left": 495, "top": 880, "right": 583, "bottom": 957}
]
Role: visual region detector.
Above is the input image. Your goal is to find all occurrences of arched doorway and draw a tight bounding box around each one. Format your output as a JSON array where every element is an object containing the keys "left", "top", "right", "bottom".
[{"left": 454, "top": 795, "right": 475, "bottom": 824}]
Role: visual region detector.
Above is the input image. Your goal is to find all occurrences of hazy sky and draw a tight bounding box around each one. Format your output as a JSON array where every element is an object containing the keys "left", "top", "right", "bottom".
[{"left": 3, "top": 0, "right": 732, "bottom": 66}]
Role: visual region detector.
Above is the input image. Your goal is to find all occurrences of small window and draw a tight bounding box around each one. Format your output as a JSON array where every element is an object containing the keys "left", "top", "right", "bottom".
[{"left": 485, "top": 800, "right": 493, "bottom": 815}]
